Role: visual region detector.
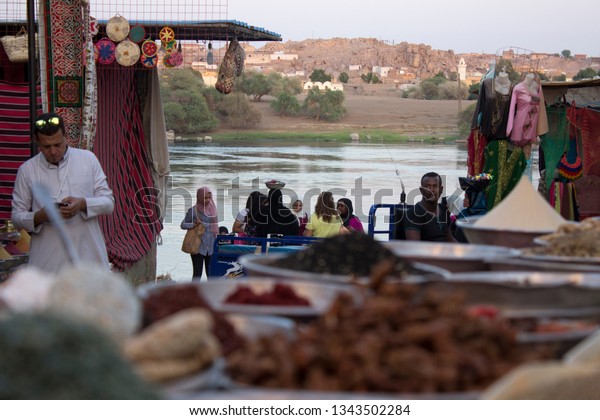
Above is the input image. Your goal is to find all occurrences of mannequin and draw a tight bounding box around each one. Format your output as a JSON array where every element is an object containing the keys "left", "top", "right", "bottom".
[
  {"left": 522, "top": 73, "right": 539, "bottom": 95},
  {"left": 494, "top": 71, "right": 511, "bottom": 95},
  {"left": 506, "top": 73, "right": 542, "bottom": 147}
]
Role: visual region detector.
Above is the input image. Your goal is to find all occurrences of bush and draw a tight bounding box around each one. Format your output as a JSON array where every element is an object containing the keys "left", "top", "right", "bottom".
[
  {"left": 457, "top": 103, "right": 476, "bottom": 138},
  {"left": 218, "top": 93, "right": 261, "bottom": 128},
  {"left": 270, "top": 92, "right": 301, "bottom": 116}
]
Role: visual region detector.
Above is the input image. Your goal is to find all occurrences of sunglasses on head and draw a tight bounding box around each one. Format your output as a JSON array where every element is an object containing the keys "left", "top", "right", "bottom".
[{"left": 35, "top": 116, "right": 61, "bottom": 128}]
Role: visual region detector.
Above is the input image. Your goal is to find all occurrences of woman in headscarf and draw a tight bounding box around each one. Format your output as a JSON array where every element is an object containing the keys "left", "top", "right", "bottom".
[
  {"left": 337, "top": 198, "right": 364, "bottom": 233},
  {"left": 304, "top": 191, "right": 345, "bottom": 238},
  {"left": 291, "top": 199, "right": 309, "bottom": 236},
  {"left": 257, "top": 188, "right": 298, "bottom": 237},
  {"left": 180, "top": 187, "right": 218, "bottom": 280}
]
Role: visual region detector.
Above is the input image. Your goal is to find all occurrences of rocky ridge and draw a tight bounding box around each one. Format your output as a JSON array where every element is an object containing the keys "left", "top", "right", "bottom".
[{"left": 249, "top": 38, "right": 593, "bottom": 81}]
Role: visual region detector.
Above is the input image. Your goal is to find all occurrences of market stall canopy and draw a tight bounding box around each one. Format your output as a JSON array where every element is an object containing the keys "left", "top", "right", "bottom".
[
  {"left": 0, "top": 19, "right": 282, "bottom": 42},
  {"left": 542, "top": 78, "right": 600, "bottom": 107}
]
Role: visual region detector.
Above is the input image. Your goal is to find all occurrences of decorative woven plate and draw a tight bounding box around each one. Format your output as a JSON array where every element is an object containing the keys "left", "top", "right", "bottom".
[
  {"left": 163, "top": 54, "right": 174, "bottom": 68},
  {"left": 141, "top": 39, "right": 158, "bottom": 57},
  {"left": 140, "top": 54, "right": 158, "bottom": 68},
  {"left": 106, "top": 15, "right": 130, "bottom": 42},
  {"left": 167, "top": 51, "right": 183, "bottom": 67},
  {"left": 128, "top": 25, "right": 146, "bottom": 43},
  {"left": 159, "top": 26, "right": 175, "bottom": 44},
  {"left": 164, "top": 39, "right": 177, "bottom": 53},
  {"left": 115, "top": 39, "right": 140, "bottom": 67},
  {"left": 95, "top": 37, "right": 116, "bottom": 65}
]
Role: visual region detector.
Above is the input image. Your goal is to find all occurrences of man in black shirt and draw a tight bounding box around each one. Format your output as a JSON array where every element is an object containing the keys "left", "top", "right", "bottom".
[{"left": 404, "top": 172, "right": 456, "bottom": 242}]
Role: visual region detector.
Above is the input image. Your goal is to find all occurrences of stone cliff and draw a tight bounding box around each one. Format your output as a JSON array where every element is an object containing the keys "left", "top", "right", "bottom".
[{"left": 250, "top": 38, "right": 591, "bottom": 81}]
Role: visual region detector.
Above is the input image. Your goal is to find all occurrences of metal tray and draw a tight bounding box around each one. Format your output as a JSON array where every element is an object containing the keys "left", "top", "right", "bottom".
[
  {"left": 519, "top": 253, "right": 600, "bottom": 266},
  {"left": 197, "top": 278, "right": 363, "bottom": 320},
  {"left": 238, "top": 253, "right": 450, "bottom": 284},
  {"left": 488, "top": 257, "right": 600, "bottom": 273},
  {"left": 382, "top": 240, "right": 520, "bottom": 272},
  {"left": 414, "top": 271, "right": 600, "bottom": 309}
]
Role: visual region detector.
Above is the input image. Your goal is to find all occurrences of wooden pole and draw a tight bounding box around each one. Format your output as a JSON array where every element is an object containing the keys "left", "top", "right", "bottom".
[{"left": 457, "top": 76, "right": 462, "bottom": 113}]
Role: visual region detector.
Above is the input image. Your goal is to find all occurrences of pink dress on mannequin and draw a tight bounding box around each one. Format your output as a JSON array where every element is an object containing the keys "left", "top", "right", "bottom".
[{"left": 506, "top": 76, "right": 542, "bottom": 147}]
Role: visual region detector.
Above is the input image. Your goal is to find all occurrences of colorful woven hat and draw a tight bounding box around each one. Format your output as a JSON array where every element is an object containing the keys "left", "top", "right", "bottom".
[
  {"left": 95, "top": 37, "right": 116, "bottom": 65},
  {"left": 106, "top": 15, "right": 130, "bottom": 42},
  {"left": 168, "top": 51, "right": 183, "bottom": 67},
  {"left": 163, "top": 54, "right": 174, "bottom": 68},
  {"left": 140, "top": 54, "right": 158, "bottom": 68},
  {"left": 141, "top": 39, "right": 158, "bottom": 57},
  {"left": 159, "top": 26, "right": 175, "bottom": 44},
  {"left": 164, "top": 39, "right": 177, "bottom": 53},
  {"left": 128, "top": 25, "right": 145, "bottom": 43},
  {"left": 115, "top": 39, "right": 140, "bottom": 67}
]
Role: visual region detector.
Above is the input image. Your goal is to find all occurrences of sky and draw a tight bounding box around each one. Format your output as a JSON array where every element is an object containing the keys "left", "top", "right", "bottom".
[{"left": 228, "top": 0, "right": 600, "bottom": 57}]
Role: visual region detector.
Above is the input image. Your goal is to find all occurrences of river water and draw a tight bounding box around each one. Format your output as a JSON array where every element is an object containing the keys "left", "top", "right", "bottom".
[{"left": 157, "top": 140, "right": 537, "bottom": 280}]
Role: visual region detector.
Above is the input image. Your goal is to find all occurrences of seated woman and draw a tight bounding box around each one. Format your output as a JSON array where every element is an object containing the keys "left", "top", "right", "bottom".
[
  {"left": 232, "top": 191, "right": 265, "bottom": 239},
  {"left": 304, "top": 191, "right": 345, "bottom": 238},
  {"left": 256, "top": 188, "right": 299, "bottom": 237},
  {"left": 337, "top": 198, "right": 364, "bottom": 233}
]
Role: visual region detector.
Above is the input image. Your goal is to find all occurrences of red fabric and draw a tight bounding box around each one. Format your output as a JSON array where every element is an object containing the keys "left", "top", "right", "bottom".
[
  {"left": 466, "top": 128, "right": 487, "bottom": 176},
  {"left": 0, "top": 81, "right": 32, "bottom": 222},
  {"left": 579, "top": 108, "right": 600, "bottom": 176},
  {"left": 95, "top": 62, "right": 162, "bottom": 271}
]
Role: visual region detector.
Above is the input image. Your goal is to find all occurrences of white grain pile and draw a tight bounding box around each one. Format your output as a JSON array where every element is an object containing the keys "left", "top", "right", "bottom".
[{"left": 475, "top": 176, "right": 565, "bottom": 231}]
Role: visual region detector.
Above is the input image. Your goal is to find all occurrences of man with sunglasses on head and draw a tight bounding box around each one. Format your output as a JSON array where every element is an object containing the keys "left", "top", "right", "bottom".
[{"left": 11, "top": 112, "right": 114, "bottom": 273}]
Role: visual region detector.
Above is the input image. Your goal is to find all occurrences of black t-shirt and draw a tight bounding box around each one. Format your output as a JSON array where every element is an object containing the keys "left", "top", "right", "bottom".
[{"left": 404, "top": 202, "right": 452, "bottom": 242}]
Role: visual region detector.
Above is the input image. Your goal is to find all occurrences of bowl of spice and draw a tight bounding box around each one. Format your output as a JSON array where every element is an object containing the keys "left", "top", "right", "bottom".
[{"left": 239, "top": 232, "right": 449, "bottom": 283}]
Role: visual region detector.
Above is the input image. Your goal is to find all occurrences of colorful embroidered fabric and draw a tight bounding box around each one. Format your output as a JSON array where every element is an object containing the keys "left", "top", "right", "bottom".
[{"left": 482, "top": 140, "right": 527, "bottom": 210}]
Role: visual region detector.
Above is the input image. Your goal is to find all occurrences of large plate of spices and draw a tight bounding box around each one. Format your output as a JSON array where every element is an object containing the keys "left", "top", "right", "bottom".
[{"left": 197, "top": 278, "right": 363, "bottom": 320}]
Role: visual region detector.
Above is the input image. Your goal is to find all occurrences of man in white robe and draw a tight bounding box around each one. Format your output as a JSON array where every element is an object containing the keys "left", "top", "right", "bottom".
[{"left": 11, "top": 112, "right": 114, "bottom": 273}]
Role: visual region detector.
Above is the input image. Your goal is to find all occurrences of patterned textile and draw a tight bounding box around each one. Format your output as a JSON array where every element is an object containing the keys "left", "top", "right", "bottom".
[
  {"left": 483, "top": 140, "right": 527, "bottom": 210},
  {"left": 579, "top": 108, "right": 600, "bottom": 176},
  {"left": 95, "top": 63, "right": 163, "bottom": 271},
  {"left": 44, "top": 0, "right": 83, "bottom": 146},
  {"left": 80, "top": 0, "right": 97, "bottom": 150},
  {"left": 0, "top": 81, "right": 31, "bottom": 222},
  {"left": 549, "top": 180, "right": 579, "bottom": 221},
  {"left": 466, "top": 128, "right": 487, "bottom": 176}
]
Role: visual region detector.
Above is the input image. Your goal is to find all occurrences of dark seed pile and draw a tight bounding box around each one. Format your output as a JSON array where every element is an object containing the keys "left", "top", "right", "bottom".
[{"left": 270, "top": 232, "right": 412, "bottom": 277}]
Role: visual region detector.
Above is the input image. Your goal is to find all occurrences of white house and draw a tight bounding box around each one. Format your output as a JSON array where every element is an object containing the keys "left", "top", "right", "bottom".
[{"left": 303, "top": 81, "right": 344, "bottom": 91}]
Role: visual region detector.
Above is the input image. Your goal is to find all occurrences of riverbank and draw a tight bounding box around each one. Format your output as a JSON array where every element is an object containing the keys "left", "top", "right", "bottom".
[{"left": 180, "top": 93, "right": 476, "bottom": 142}]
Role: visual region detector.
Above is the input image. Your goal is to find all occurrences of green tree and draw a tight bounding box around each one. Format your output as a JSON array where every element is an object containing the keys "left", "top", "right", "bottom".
[
  {"left": 420, "top": 79, "right": 439, "bottom": 99},
  {"left": 573, "top": 67, "right": 598, "bottom": 81},
  {"left": 552, "top": 74, "right": 567, "bottom": 82},
  {"left": 268, "top": 73, "right": 303, "bottom": 97},
  {"left": 561, "top": 49, "right": 571, "bottom": 59},
  {"left": 237, "top": 71, "right": 272, "bottom": 102},
  {"left": 360, "top": 72, "right": 381, "bottom": 84},
  {"left": 467, "top": 82, "right": 480, "bottom": 100},
  {"left": 338, "top": 72, "right": 349, "bottom": 83},
  {"left": 309, "top": 69, "right": 332, "bottom": 83},
  {"left": 217, "top": 92, "right": 261, "bottom": 128},
  {"left": 270, "top": 92, "right": 301, "bottom": 116},
  {"left": 303, "top": 87, "right": 346, "bottom": 121},
  {"left": 536, "top": 72, "right": 549, "bottom": 82},
  {"left": 159, "top": 69, "right": 219, "bottom": 133}
]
